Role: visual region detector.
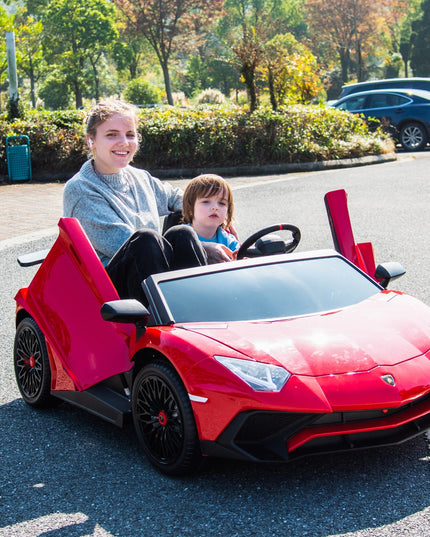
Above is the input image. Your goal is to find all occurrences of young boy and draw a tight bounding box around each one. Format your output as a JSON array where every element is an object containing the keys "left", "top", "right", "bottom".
[{"left": 182, "top": 174, "right": 240, "bottom": 259}]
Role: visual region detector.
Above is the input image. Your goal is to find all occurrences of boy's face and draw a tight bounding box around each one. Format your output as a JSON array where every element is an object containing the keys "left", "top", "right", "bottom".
[{"left": 193, "top": 191, "right": 229, "bottom": 230}]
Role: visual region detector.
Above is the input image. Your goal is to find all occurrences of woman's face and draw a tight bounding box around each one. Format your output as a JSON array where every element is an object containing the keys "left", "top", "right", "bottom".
[{"left": 89, "top": 113, "right": 138, "bottom": 174}]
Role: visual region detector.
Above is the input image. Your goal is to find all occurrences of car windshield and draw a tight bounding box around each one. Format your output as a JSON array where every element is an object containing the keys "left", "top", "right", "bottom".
[{"left": 156, "top": 256, "right": 381, "bottom": 323}]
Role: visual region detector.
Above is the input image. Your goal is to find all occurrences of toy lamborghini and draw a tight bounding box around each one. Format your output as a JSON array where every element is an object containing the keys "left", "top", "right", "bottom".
[{"left": 14, "top": 189, "right": 430, "bottom": 475}]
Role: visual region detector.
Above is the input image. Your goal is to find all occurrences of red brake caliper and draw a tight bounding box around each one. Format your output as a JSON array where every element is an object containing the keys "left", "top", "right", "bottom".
[{"left": 158, "top": 411, "right": 167, "bottom": 426}]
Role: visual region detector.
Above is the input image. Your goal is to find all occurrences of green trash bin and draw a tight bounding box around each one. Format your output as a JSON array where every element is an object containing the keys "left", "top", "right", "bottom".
[{"left": 6, "top": 135, "right": 32, "bottom": 183}]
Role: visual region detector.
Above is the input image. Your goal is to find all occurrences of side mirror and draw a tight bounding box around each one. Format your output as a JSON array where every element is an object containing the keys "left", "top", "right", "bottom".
[
  {"left": 17, "top": 248, "right": 50, "bottom": 267},
  {"left": 375, "top": 262, "right": 406, "bottom": 289},
  {"left": 101, "top": 299, "right": 150, "bottom": 339}
]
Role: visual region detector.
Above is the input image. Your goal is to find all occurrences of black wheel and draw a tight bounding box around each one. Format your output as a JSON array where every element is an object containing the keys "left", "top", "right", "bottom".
[
  {"left": 237, "top": 223, "right": 301, "bottom": 260},
  {"left": 399, "top": 121, "right": 428, "bottom": 151},
  {"left": 132, "top": 359, "right": 201, "bottom": 475},
  {"left": 14, "top": 317, "right": 56, "bottom": 407}
]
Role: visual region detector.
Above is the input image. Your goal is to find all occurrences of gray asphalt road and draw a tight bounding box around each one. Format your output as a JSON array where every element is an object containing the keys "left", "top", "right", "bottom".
[{"left": 1, "top": 154, "right": 430, "bottom": 537}]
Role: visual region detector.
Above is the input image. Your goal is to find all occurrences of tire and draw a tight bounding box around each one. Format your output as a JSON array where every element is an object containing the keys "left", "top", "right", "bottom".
[
  {"left": 132, "top": 359, "right": 201, "bottom": 476},
  {"left": 399, "top": 121, "right": 428, "bottom": 151},
  {"left": 14, "top": 317, "right": 57, "bottom": 407}
]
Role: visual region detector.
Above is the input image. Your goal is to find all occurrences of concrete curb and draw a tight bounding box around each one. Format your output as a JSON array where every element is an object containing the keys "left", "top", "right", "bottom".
[
  {"left": 149, "top": 152, "right": 397, "bottom": 179},
  {"left": 0, "top": 152, "right": 397, "bottom": 184}
]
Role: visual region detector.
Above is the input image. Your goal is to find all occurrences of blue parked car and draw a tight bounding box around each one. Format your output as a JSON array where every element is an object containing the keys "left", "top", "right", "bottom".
[
  {"left": 330, "top": 88, "right": 430, "bottom": 151},
  {"left": 339, "top": 77, "right": 430, "bottom": 99}
]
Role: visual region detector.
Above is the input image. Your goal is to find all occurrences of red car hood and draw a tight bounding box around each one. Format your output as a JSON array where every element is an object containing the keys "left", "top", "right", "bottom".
[{"left": 184, "top": 292, "right": 430, "bottom": 376}]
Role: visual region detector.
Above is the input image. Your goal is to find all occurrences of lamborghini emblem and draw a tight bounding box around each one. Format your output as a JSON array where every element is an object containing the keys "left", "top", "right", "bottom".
[{"left": 381, "top": 374, "right": 395, "bottom": 386}]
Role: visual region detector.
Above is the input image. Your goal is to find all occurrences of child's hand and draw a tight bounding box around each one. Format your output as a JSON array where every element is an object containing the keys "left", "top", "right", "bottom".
[
  {"left": 221, "top": 245, "right": 235, "bottom": 261},
  {"left": 203, "top": 243, "right": 234, "bottom": 263}
]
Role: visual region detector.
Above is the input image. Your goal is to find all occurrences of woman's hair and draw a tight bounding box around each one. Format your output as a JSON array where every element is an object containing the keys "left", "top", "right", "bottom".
[
  {"left": 85, "top": 99, "right": 140, "bottom": 138},
  {"left": 182, "top": 174, "right": 234, "bottom": 229}
]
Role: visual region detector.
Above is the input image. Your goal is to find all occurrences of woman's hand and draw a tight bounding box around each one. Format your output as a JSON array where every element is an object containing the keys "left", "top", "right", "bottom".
[
  {"left": 202, "top": 243, "right": 235, "bottom": 263},
  {"left": 227, "top": 223, "right": 239, "bottom": 241}
]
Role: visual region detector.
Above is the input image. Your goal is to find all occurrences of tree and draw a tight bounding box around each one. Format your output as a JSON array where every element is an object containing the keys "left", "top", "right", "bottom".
[
  {"left": 184, "top": 56, "right": 241, "bottom": 97},
  {"left": 41, "top": 0, "right": 118, "bottom": 107},
  {"left": 382, "top": 0, "right": 421, "bottom": 77},
  {"left": 124, "top": 78, "right": 163, "bottom": 104},
  {"left": 263, "top": 33, "right": 322, "bottom": 109},
  {"left": 219, "top": 0, "right": 305, "bottom": 111},
  {"left": 112, "top": 13, "right": 156, "bottom": 80},
  {"left": 38, "top": 69, "right": 73, "bottom": 109},
  {"left": 305, "top": 0, "right": 385, "bottom": 83},
  {"left": 14, "top": 8, "right": 45, "bottom": 108},
  {"left": 0, "top": 7, "right": 13, "bottom": 109},
  {"left": 410, "top": 0, "right": 430, "bottom": 76},
  {"left": 112, "top": 0, "right": 223, "bottom": 105},
  {"left": 233, "top": 25, "right": 263, "bottom": 111}
]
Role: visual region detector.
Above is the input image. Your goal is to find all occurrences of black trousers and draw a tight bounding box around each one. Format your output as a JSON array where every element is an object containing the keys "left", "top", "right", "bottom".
[{"left": 106, "top": 225, "right": 208, "bottom": 304}]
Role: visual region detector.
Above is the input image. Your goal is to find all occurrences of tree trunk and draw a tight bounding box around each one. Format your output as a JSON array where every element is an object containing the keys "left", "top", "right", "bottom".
[
  {"left": 73, "top": 79, "right": 83, "bottom": 108},
  {"left": 268, "top": 67, "right": 277, "bottom": 111},
  {"left": 162, "top": 62, "right": 174, "bottom": 105},
  {"left": 29, "top": 67, "right": 36, "bottom": 108},
  {"left": 400, "top": 42, "right": 410, "bottom": 78},
  {"left": 339, "top": 47, "right": 349, "bottom": 83},
  {"left": 242, "top": 62, "right": 258, "bottom": 112},
  {"left": 356, "top": 41, "right": 363, "bottom": 81}
]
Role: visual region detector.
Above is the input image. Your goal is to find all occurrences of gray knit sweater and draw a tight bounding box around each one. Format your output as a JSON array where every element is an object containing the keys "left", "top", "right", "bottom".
[{"left": 63, "top": 160, "right": 183, "bottom": 266}]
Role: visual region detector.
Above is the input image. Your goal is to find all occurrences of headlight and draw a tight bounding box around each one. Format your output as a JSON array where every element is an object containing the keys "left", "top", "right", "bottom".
[{"left": 214, "top": 356, "right": 290, "bottom": 392}]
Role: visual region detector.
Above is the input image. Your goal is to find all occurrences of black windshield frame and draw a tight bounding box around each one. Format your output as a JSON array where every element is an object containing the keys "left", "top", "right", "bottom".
[{"left": 143, "top": 250, "right": 382, "bottom": 325}]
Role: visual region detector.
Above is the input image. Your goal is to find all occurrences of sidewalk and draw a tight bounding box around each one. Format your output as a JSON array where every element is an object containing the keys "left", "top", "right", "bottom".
[
  {"left": 0, "top": 182, "right": 64, "bottom": 243},
  {"left": 0, "top": 178, "right": 189, "bottom": 245},
  {"left": 0, "top": 153, "right": 398, "bottom": 246}
]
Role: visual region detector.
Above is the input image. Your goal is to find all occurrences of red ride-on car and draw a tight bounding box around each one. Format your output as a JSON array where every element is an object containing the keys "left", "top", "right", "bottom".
[{"left": 13, "top": 190, "right": 430, "bottom": 475}]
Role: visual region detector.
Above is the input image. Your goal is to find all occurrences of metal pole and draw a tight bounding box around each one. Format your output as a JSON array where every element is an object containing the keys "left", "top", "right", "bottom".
[{"left": 6, "top": 31, "right": 19, "bottom": 101}]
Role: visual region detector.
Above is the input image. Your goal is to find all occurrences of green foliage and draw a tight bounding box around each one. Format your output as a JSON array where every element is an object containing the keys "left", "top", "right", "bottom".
[
  {"left": 124, "top": 78, "right": 163, "bottom": 105},
  {"left": 383, "top": 53, "right": 402, "bottom": 79},
  {"left": 0, "top": 109, "right": 86, "bottom": 176},
  {"left": 3, "top": 0, "right": 429, "bottom": 115},
  {"left": 184, "top": 56, "right": 204, "bottom": 97},
  {"left": 0, "top": 104, "right": 393, "bottom": 179},
  {"left": 264, "top": 33, "right": 324, "bottom": 108},
  {"left": 136, "top": 104, "right": 392, "bottom": 169},
  {"left": 41, "top": 0, "right": 119, "bottom": 106},
  {"left": 411, "top": 0, "right": 430, "bottom": 76},
  {"left": 38, "top": 73, "right": 72, "bottom": 110},
  {"left": 7, "top": 97, "right": 23, "bottom": 120}
]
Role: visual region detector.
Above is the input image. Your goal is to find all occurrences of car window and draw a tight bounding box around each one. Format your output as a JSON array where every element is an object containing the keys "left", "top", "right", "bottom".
[
  {"left": 155, "top": 256, "right": 381, "bottom": 323},
  {"left": 367, "top": 94, "right": 409, "bottom": 108},
  {"left": 337, "top": 96, "right": 367, "bottom": 111}
]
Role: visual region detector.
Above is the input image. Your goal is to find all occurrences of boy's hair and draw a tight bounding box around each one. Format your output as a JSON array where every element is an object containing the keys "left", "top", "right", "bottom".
[
  {"left": 182, "top": 174, "right": 234, "bottom": 229},
  {"left": 85, "top": 99, "right": 140, "bottom": 138}
]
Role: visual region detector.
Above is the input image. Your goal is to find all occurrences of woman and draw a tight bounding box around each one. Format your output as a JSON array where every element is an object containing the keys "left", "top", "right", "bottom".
[{"left": 63, "top": 99, "right": 230, "bottom": 304}]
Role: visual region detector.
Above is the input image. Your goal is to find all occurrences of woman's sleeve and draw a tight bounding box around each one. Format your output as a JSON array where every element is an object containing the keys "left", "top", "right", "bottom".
[
  {"left": 148, "top": 173, "right": 183, "bottom": 215},
  {"left": 64, "top": 185, "right": 132, "bottom": 263}
]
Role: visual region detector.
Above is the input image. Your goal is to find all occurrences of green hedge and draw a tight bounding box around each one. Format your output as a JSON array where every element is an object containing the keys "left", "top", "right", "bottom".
[
  {"left": 0, "top": 105, "right": 393, "bottom": 180},
  {"left": 0, "top": 109, "right": 87, "bottom": 179}
]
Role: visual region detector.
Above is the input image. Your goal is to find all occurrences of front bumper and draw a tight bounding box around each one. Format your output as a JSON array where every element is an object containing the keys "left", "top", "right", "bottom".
[{"left": 200, "top": 391, "right": 430, "bottom": 462}]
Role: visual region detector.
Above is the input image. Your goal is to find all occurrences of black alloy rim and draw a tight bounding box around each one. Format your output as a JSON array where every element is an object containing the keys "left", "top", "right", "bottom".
[
  {"left": 15, "top": 325, "right": 43, "bottom": 399},
  {"left": 135, "top": 375, "right": 184, "bottom": 464}
]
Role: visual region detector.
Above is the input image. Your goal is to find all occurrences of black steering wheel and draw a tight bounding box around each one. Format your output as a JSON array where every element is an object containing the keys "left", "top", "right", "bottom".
[{"left": 236, "top": 224, "right": 301, "bottom": 260}]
